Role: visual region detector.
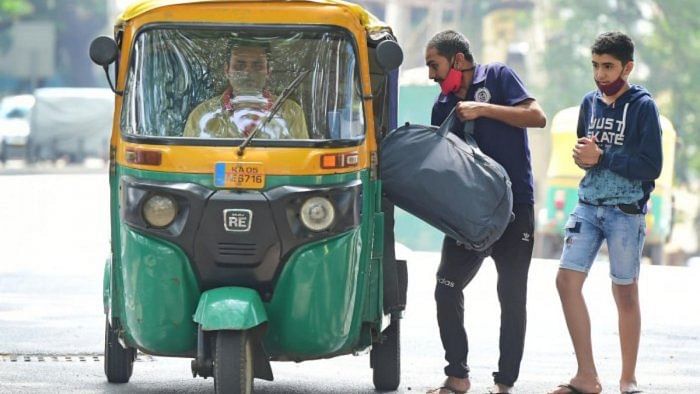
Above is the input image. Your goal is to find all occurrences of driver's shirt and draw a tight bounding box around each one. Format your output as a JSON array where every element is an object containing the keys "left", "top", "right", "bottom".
[{"left": 183, "top": 92, "right": 308, "bottom": 139}]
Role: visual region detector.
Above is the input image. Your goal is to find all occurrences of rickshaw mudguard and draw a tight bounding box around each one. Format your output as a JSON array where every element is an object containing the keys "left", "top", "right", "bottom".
[
  {"left": 118, "top": 228, "right": 202, "bottom": 355},
  {"left": 263, "top": 228, "right": 365, "bottom": 358},
  {"left": 194, "top": 287, "right": 268, "bottom": 331},
  {"left": 103, "top": 256, "right": 111, "bottom": 315}
]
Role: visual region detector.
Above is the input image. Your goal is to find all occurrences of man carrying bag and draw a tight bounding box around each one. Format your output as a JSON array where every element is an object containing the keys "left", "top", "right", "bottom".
[{"left": 383, "top": 30, "right": 546, "bottom": 394}]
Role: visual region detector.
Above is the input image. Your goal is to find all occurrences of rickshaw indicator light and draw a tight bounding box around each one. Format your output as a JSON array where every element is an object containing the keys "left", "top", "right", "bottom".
[
  {"left": 300, "top": 197, "right": 335, "bottom": 232},
  {"left": 125, "top": 149, "right": 162, "bottom": 166},
  {"left": 321, "top": 154, "right": 338, "bottom": 168},
  {"left": 320, "top": 152, "right": 359, "bottom": 169},
  {"left": 345, "top": 154, "right": 359, "bottom": 166},
  {"left": 142, "top": 194, "right": 178, "bottom": 228}
]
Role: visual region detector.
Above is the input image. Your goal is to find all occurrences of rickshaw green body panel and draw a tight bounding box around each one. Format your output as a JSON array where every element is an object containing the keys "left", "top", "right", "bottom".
[
  {"left": 119, "top": 228, "right": 202, "bottom": 354},
  {"left": 264, "top": 229, "right": 363, "bottom": 356},
  {"left": 194, "top": 287, "right": 268, "bottom": 331},
  {"left": 107, "top": 166, "right": 383, "bottom": 358}
]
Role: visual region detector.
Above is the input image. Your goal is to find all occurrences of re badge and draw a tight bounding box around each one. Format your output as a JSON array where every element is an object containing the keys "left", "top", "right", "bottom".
[{"left": 223, "top": 209, "right": 253, "bottom": 232}]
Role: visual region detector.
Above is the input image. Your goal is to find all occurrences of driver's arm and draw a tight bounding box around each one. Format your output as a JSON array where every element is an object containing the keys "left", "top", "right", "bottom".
[
  {"left": 284, "top": 100, "right": 309, "bottom": 139},
  {"left": 183, "top": 103, "right": 208, "bottom": 137}
]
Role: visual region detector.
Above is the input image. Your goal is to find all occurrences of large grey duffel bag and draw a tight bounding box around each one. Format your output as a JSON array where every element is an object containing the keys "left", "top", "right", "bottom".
[{"left": 380, "top": 109, "right": 513, "bottom": 252}]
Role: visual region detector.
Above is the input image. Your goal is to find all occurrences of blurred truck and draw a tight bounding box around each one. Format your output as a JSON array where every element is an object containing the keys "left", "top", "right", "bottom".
[
  {"left": 535, "top": 106, "right": 677, "bottom": 265},
  {"left": 0, "top": 94, "right": 35, "bottom": 164},
  {"left": 26, "top": 88, "right": 113, "bottom": 163}
]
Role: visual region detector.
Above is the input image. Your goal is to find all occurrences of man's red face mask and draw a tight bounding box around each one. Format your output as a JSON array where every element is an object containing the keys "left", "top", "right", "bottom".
[{"left": 440, "top": 59, "right": 463, "bottom": 95}]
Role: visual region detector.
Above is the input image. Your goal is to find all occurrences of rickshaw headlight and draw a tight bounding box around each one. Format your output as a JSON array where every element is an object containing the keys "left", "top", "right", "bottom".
[
  {"left": 142, "top": 194, "right": 178, "bottom": 228},
  {"left": 300, "top": 196, "right": 335, "bottom": 232}
]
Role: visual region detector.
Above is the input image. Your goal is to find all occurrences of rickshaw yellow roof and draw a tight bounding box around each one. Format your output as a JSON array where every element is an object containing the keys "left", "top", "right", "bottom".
[{"left": 118, "top": 0, "right": 388, "bottom": 32}]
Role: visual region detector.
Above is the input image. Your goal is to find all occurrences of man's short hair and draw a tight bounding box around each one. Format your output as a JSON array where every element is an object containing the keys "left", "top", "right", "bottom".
[
  {"left": 591, "top": 32, "right": 634, "bottom": 64},
  {"left": 427, "top": 30, "right": 474, "bottom": 63}
]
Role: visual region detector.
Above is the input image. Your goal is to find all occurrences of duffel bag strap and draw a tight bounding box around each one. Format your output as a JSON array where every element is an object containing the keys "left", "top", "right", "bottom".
[
  {"left": 436, "top": 107, "right": 476, "bottom": 138},
  {"left": 437, "top": 107, "right": 478, "bottom": 151}
]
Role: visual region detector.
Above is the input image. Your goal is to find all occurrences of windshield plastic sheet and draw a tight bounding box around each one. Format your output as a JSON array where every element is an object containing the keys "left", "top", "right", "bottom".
[{"left": 121, "top": 27, "right": 365, "bottom": 143}]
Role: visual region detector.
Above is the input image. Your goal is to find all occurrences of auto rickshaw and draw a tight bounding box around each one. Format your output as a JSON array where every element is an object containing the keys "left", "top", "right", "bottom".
[
  {"left": 89, "top": 1, "right": 406, "bottom": 392},
  {"left": 535, "top": 106, "right": 677, "bottom": 264}
]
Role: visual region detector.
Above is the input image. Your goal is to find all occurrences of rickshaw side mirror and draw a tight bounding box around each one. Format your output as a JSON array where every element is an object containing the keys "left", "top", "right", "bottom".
[
  {"left": 89, "top": 36, "right": 123, "bottom": 96},
  {"left": 375, "top": 40, "right": 403, "bottom": 72},
  {"left": 90, "top": 36, "right": 119, "bottom": 66}
]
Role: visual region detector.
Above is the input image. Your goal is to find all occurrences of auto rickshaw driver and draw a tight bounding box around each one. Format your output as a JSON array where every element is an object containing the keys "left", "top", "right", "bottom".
[{"left": 183, "top": 41, "right": 309, "bottom": 139}]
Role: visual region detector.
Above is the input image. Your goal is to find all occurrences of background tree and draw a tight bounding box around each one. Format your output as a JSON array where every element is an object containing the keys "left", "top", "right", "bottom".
[
  {"left": 0, "top": 0, "right": 108, "bottom": 89},
  {"left": 0, "top": 0, "right": 32, "bottom": 52}
]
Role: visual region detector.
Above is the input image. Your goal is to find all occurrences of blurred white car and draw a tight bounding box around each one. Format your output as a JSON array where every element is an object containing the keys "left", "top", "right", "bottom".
[
  {"left": 0, "top": 94, "right": 35, "bottom": 163},
  {"left": 27, "top": 88, "right": 113, "bottom": 163}
]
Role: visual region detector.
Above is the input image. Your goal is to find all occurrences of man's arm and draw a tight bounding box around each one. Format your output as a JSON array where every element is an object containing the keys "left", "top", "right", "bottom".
[
  {"left": 456, "top": 98, "right": 546, "bottom": 128},
  {"left": 455, "top": 65, "right": 546, "bottom": 128}
]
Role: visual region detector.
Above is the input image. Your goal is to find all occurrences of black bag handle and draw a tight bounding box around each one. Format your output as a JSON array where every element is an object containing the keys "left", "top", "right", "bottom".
[{"left": 436, "top": 107, "right": 475, "bottom": 138}]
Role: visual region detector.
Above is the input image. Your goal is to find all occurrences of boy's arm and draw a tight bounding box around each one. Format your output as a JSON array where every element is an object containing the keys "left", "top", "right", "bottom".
[{"left": 574, "top": 101, "right": 592, "bottom": 169}]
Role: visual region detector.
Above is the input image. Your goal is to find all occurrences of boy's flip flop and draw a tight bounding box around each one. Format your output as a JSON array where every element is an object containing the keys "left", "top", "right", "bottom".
[
  {"left": 622, "top": 391, "right": 642, "bottom": 394},
  {"left": 553, "top": 384, "right": 600, "bottom": 394}
]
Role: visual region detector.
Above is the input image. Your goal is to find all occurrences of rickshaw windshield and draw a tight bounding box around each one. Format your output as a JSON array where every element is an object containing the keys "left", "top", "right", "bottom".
[{"left": 121, "top": 27, "right": 365, "bottom": 143}]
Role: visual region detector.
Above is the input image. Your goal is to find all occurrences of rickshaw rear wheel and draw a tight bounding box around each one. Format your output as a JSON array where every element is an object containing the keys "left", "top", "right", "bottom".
[
  {"left": 214, "top": 330, "right": 254, "bottom": 394},
  {"left": 104, "top": 318, "right": 137, "bottom": 383},
  {"left": 370, "top": 319, "right": 401, "bottom": 391}
]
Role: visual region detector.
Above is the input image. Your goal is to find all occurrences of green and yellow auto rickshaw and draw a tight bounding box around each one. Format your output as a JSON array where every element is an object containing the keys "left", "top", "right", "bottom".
[
  {"left": 89, "top": 1, "right": 406, "bottom": 392},
  {"left": 535, "top": 106, "right": 677, "bottom": 264}
]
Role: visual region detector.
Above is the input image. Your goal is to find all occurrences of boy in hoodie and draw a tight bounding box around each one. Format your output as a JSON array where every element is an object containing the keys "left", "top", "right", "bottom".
[{"left": 550, "top": 32, "right": 662, "bottom": 394}]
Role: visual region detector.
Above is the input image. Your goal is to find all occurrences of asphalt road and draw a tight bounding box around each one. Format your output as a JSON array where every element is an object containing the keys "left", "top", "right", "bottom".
[{"left": 1, "top": 171, "right": 699, "bottom": 393}]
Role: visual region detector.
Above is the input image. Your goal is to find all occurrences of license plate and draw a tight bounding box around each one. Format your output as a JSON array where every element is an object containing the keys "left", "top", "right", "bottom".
[{"left": 214, "top": 162, "right": 265, "bottom": 189}]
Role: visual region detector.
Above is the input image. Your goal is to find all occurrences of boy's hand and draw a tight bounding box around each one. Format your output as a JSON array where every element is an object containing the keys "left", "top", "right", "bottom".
[{"left": 573, "top": 136, "right": 603, "bottom": 168}]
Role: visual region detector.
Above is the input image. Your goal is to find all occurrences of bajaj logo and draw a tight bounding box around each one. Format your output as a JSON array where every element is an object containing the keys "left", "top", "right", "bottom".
[{"left": 223, "top": 209, "right": 252, "bottom": 232}]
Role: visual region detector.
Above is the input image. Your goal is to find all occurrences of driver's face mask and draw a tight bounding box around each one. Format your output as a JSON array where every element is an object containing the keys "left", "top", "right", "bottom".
[{"left": 227, "top": 71, "right": 267, "bottom": 94}]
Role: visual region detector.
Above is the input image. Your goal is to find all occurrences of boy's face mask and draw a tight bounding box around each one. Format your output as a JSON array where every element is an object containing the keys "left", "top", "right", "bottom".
[
  {"left": 594, "top": 58, "right": 631, "bottom": 97},
  {"left": 596, "top": 70, "right": 626, "bottom": 96}
]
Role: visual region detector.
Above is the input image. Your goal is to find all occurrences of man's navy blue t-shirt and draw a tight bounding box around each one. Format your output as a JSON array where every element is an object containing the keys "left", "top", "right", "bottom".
[{"left": 431, "top": 62, "right": 535, "bottom": 205}]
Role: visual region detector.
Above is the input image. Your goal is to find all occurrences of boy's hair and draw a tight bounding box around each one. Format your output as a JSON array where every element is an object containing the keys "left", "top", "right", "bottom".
[
  {"left": 591, "top": 31, "right": 634, "bottom": 64},
  {"left": 427, "top": 30, "right": 474, "bottom": 63}
]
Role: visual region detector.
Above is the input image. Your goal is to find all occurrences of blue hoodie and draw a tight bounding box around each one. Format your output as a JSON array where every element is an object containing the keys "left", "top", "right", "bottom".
[{"left": 577, "top": 85, "right": 663, "bottom": 211}]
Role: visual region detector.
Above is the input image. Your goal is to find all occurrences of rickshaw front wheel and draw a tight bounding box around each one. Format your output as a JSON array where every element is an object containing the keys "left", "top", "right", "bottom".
[
  {"left": 214, "top": 330, "right": 254, "bottom": 394},
  {"left": 104, "top": 318, "right": 137, "bottom": 383},
  {"left": 370, "top": 319, "right": 401, "bottom": 391}
]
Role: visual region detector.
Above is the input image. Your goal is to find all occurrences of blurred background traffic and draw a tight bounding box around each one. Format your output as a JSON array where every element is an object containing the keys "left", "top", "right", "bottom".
[{"left": 1, "top": 0, "right": 699, "bottom": 265}]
